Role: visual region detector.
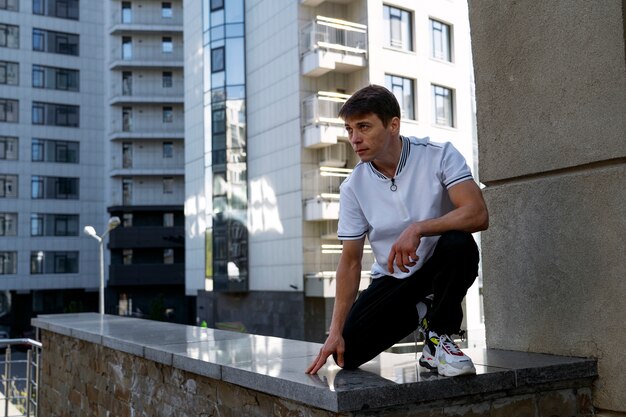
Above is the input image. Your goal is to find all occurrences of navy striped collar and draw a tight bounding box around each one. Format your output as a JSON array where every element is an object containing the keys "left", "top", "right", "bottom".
[{"left": 367, "top": 136, "right": 411, "bottom": 180}]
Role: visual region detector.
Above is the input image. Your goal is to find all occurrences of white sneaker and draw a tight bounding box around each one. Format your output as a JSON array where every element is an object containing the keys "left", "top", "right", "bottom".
[{"left": 433, "top": 332, "right": 476, "bottom": 377}]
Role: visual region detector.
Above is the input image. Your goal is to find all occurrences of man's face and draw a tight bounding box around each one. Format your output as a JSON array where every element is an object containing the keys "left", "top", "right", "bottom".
[{"left": 344, "top": 113, "right": 397, "bottom": 163}]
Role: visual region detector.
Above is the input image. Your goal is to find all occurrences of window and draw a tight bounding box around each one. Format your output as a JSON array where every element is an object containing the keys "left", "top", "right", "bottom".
[
  {"left": 210, "top": 0, "right": 223, "bottom": 12},
  {"left": 163, "top": 177, "right": 174, "bottom": 194},
  {"left": 32, "top": 139, "right": 79, "bottom": 163},
  {"left": 31, "top": 176, "right": 79, "bottom": 199},
  {"left": 0, "top": 0, "right": 18, "bottom": 11},
  {"left": 30, "top": 213, "right": 78, "bottom": 236},
  {"left": 163, "top": 248, "right": 174, "bottom": 264},
  {"left": 33, "top": 0, "right": 78, "bottom": 20},
  {"left": 122, "top": 72, "right": 132, "bottom": 95},
  {"left": 163, "top": 212, "right": 174, "bottom": 227},
  {"left": 0, "top": 24, "right": 19, "bottom": 49},
  {"left": 0, "top": 252, "right": 17, "bottom": 275},
  {"left": 30, "top": 251, "right": 78, "bottom": 274},
  {"left": 32, "top": 28, "right": 79, "bottom": 56},
  {"left": 211, "top": 47, "right": 225, "bottom": 72},
  {"left": 122, "top": 178, "right": 132, "bottom": 205},
  {"left": 163, "top": 142, "right": 173, "bottom": 158},
  {"left": 0, "top": 98, "right": 18, "bottom": 122},
  {"left": 383, "top": 5, "right": 412, "bottom": 51},
  {"left": 123, "top": 249, "right": 132, "bottom": 265},
  {"left": 0, "top": 175, "right": 17, "bottom": 198},
  {"left": 0, "top": 61, "right": 18, "bottom": 85},
  {"left": 431, "top": 19, "right": 452, "bottom": 62},
  {"left": 162, "top": 71, "right": 172, "bottom": 88},
  {"left": 122, "top": 142, "right": 132, "bottom": 168},
  {"left": 0, "top": 213, "right": 17, "bottom": 236},
  {"left": 0, "top": 136, "right": 18, "bottom": 160},
  {"left": 122, "top": 213, "right": 133, "bottom": 227},
  {"left": 32, "top": 102, "right": 79, "bottom": 127},
  {"left": 122, "top": 37, "right": 132, "bottom": 59},
  {"left": 163, "top": 106, "right": 173, "bottom": 123},
  {"left": 32, "top": 65, "right": 79, "bottom": 91},
  {"left": 122, "top": 107, "right": 132, "bottom": 131},
  {"left": 121, "top": 2, "right": 132, "bottom": 23},
  {"left": 385, "top": 74, "right": 415, "bottom": 120},
  {"left": 161, "top": 2, "right": 172, "bottom": 18},
  {"left": 162, "top": 37, "right": 173, "bottom": 53},
  {"left": 432, "top": 84, "right": 454, "bottom": 127}
]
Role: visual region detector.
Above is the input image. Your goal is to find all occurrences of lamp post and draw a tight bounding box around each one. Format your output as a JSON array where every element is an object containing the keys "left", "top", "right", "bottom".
[{"left": 84, "top": 217, "right": 121, "bottom": 315}]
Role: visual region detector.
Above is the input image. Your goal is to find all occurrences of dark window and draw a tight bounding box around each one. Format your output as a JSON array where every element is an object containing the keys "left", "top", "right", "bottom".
[
  {"left": 33, "top": 0, "right": 79, "bottom": 20},
  {"left": 30, "top": 251, "right": 78, "bottom": 274},
  {"left": 210, "top": 0, "right": 223, "bottom": 12},
  {"left": 431, "top": 19, "right": 452, "bottom": 62},
  {"left": 32, "top": 102, "right": 79, "bottom": 127},
  {"left": 162, "top": 2, "right": 172, "bottom": 18},
  {"left": 0, "top": 136, "right": 18, "bottom": 160},
  {"left": 211, "top": 47, "right": 225, "bottom": 72},
  {"left": 0, "top": 61, "right": 18, "bottom": 85},
  {"left": 0, "top": 24, "right": 19, "bottom": 48},
  {"left": 383, "top": 5, "right": 412, "bottom": 51},
  {"left": 162, "top": 71, "right": 172, "bottom": 88},
  {"left": 0, "top": 0, "right": 19, "bottom": 11},
  {"left": 32, "top": 28, "right": 79, "bottom": 56},
  {"left": 385, "top": 74, "right": 415, "bottom": 120},
  {"left": 432, "top": 84, "right": 454, "bottom": 127},
  {"left": 32, "top": 65, "right": 79, "bottom": 91},
  {"left": 0, "top": 98, "right": 18, "bottom": 123},
  {"left": 162, "top": 37, "right": 173, "bottom": 53}
]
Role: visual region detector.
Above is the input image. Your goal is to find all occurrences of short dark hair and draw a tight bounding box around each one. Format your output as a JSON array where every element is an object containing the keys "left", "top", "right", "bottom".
[{"left": 338, "top": 84, "right": 400, "bottom": 127}]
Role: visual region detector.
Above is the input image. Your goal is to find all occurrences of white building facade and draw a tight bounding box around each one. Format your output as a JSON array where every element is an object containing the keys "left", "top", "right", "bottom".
[
  {"left": 0, "top": 0, "right": 105, "bottom": 334},
  {"left": 185, "top": 0, "right": 483, "bottom": 344}
]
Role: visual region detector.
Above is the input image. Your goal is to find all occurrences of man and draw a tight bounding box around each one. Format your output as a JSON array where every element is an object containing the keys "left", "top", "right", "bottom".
[{"left": 306, "top": 85, "right": 488, "bottom": 377}]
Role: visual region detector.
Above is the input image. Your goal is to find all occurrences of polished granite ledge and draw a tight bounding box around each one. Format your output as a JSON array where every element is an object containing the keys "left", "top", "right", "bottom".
[{"left": 32, "top": 313, "right": 597, "bottom": 413}]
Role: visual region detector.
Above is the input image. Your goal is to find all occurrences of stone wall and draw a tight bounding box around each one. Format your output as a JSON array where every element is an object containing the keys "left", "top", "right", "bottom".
[
  {"left": 40, "top": 329, "right": 594, "bottom": 417},
  {"left": 468, "top": 0, "right": 626, "bottom": 414}
]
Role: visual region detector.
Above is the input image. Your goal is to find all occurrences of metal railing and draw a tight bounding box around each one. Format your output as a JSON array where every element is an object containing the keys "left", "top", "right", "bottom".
[{"left": 0, "top": 339, "right": 42, "bottom": 417}]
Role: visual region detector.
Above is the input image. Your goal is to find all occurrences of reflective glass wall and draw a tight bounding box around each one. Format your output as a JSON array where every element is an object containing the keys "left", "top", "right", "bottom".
[{"left": 202, "top": 0, "right": 248, "bottom": 291}]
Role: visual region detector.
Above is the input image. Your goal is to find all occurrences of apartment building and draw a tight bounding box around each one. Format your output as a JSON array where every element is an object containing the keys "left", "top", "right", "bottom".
[
  {"left": 0, "top": 0, "right": 104, "bottom": 335},
  {"left": 185, "top": 0, "right": 484, "bottom": 345},
  {"left": 104, "top": 0, "right": 190, "bottom": 323}
]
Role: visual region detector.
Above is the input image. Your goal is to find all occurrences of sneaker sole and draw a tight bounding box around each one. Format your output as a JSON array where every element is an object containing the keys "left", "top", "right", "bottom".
[
  {"left": 418, "top": 356, "right": 437, "bottom": 371},
  {"left": 437, "top": 362, "right": 476, "bottom": 377}
]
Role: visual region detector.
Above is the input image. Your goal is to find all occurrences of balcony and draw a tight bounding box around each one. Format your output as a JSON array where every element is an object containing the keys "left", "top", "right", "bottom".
[
  {"left": 304, "top": 243, "right": 373, "bottom": 297},
  {"left": 108, "top": 263, "right": 184, "bottom": 286},
  {"left": 300, "top": 16, "right": 367, "bottom": 77},
  {"left": 109, "top": 226, "right": 185, "bottom": 248},
  {"left": 302, "top": 91, "right": 349, "bottom": 148},
  {"left": 303, "top": 167, "right": 351, "bottom": 221},
  {"left": 109, "top": 9, "right": 183, "bottom": 34},
  {"left": 109, "top": 47, "right": 184, "bottom": 70}
]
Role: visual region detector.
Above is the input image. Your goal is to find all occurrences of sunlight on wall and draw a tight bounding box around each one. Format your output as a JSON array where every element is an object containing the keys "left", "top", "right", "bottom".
[{"left": 249, "top": 177, "right": 284, "bottom": 235}]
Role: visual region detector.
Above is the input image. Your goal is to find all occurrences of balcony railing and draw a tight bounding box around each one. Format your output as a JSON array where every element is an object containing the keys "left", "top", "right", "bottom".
[
  {"left": 108, "top": 264, "right": 184, "bottom": 286},
  {"left": 109, "top": 9, "right": 183, "bottom": 32},
  {"left": 303, "top": 167, "right": 351, "bottom": 221},
  {"left": 302, "top": 92, "right": 349, "bottom": 148},
  {"left": 0, "top": 338, "right": 42, "bottom": 417},
  {"left": 300, "top": 16, "right": 367, "bottom": 76}
]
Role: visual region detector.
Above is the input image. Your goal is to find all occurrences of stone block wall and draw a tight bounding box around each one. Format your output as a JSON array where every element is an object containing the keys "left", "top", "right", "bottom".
[
  {"left": 40, "top": 329, "right": 593, "bottom": 417},
  {"left": 468, "top": 0, "right": 626, "bottom": 414}
]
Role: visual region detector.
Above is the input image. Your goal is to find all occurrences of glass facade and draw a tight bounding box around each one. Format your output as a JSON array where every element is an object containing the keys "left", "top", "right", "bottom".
[{"left": 202, "top": 0, "right": 248, "bottom": 292}]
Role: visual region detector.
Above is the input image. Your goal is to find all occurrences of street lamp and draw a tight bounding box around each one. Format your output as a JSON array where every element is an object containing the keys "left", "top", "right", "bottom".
[{"left": 84, "top": 217, "right": 121, "bottom": 315}]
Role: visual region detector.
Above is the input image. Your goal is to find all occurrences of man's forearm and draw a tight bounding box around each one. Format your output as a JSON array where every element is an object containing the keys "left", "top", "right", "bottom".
[{"left": 328, "top": 248, "right": 363, "bottom": 336}]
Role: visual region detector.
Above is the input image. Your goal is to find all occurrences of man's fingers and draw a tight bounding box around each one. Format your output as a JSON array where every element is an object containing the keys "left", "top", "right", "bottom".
[{"left": 306, "top": 350, "right": 329, "bottom": 374}]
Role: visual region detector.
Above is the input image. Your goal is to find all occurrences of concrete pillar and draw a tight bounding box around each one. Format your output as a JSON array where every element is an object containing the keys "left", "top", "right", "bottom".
[{"left": 468, "top": 1, "right": 626, "bottom": 414}]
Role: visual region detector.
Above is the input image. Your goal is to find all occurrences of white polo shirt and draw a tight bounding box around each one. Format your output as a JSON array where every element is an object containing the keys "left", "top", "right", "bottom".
[{"left": 337, "top": 136, "right": 473, "bottom": 279}]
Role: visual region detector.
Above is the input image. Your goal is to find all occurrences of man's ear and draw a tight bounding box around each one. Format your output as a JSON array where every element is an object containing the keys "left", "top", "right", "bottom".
[{"left": 390, "top": 116, "right": 401, "bottom": 134}]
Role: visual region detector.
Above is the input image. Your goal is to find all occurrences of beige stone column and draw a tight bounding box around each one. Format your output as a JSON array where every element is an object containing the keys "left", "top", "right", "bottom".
[{"left": 468, "top": 0, "right": 626, "bottom": 414}]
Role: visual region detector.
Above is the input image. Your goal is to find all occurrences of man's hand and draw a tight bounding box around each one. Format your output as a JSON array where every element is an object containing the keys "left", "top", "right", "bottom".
[
  {"left": 306, "top": 332, "right": 345, "bottom": 374},
  {"left": 387, "top": 223, "right": 422, "bottom": 273}
]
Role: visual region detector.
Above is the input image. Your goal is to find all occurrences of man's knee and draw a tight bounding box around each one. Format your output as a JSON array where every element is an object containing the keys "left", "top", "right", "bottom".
[{"left": 437, "top": 231, "right": 478, "bottom": 258}]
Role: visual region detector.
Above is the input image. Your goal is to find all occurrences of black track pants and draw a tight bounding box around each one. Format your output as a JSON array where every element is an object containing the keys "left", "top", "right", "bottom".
[{"left": 339, "top": 231, "right": 479, "bottom": 370}]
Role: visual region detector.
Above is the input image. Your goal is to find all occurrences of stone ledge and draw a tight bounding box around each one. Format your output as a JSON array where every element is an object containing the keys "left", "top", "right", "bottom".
[{"left": 32, "top": 313, "right": 597, "bottom": 413}]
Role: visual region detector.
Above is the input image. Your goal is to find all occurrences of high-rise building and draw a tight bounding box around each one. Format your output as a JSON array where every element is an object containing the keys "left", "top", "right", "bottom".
[
  {"left": 184, "top": 0, "right": 484, "bottom": 344},
  {"left": 104, "top": 0, "right": 190, "bottom": 322},
  {"left": 0, "top": 0, "right": 104, "bottom": 335}
]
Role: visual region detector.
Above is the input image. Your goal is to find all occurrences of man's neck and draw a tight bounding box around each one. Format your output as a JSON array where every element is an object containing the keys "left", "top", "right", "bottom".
[{"left": 371, "top": 136, "right": 403, "bottom": 178}]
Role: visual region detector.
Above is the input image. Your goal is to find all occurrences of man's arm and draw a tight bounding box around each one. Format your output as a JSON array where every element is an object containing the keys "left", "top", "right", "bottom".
[
  {"left": 388, "top": 180, "right": 489, "bottom": 273},
  {"left": 306, "top": 238, "right": 365, "bottom": 374}
]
